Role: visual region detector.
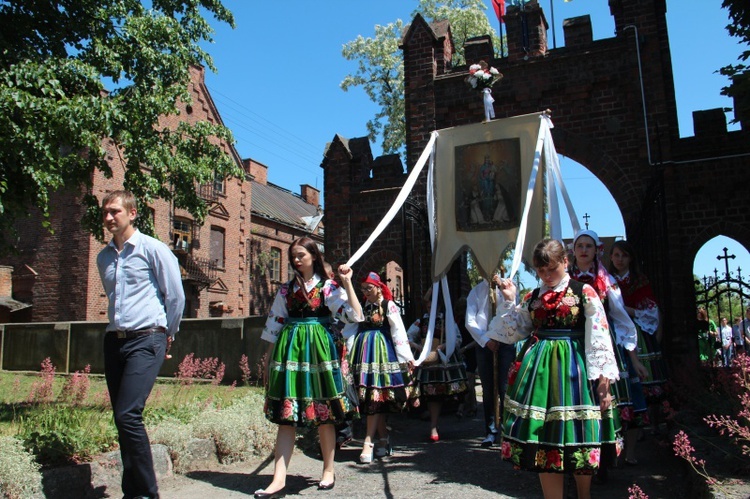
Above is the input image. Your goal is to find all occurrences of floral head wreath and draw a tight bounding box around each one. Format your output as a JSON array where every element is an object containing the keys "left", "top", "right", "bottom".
[
  {"left": 572, "top": 229, "right": 604, "bottom": 260},
  {"left": 361, "top": 272, "right": 393, "bottom": 301}
]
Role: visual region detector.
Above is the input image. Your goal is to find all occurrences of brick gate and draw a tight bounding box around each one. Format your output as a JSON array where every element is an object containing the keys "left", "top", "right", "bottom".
[{"left": 321, "top": 0, "right": 750, "bottom": 380}]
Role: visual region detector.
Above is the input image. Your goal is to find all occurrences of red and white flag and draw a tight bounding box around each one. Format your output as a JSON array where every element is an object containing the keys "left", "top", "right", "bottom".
[{"left": 491, "top": 0, "right": 506, "bottom": 24}]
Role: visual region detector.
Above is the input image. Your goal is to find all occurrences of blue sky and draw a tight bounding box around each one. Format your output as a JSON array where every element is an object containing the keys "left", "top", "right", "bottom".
[{"left": 200, "top": 0, "right": 748, "bottom": 282}]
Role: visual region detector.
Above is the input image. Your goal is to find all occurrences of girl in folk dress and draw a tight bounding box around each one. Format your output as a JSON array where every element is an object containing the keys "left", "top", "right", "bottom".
[
  {"left": 569, "top": 230, "right": 649, "bottom": 470},
  {"left": 346, "top": 271, "right": 417, "bottom": 463},
  {"left": 256, "top": 237, "right": 361, "bottom": 498},
  {"left": 407, "top": 289, "right": 467, "bottom": 442},
  {"left": 488, "top": 238, "right": 620, "bottom": 499},
  {"left": 608, "top": 240, "right": 669, "bottom": 435}
]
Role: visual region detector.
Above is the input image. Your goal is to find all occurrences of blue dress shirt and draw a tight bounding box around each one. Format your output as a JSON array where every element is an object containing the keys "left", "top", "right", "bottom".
[{"left": 97, "top": 230, "right": 185, "bottom": 337}]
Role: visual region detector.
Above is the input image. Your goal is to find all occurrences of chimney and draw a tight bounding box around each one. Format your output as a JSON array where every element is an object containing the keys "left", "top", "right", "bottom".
[
  {"left": 0, "top": 266, "right": 12, "bottom": 298},
  {"left": 244, "top": 158, "right": 268, "bottom": 185},
  {"left": 300, "top": 184, "right": 320, "bottom": 208}
]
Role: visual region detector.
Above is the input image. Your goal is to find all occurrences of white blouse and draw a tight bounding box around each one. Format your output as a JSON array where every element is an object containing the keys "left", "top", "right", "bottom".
[
  {"left": 261, "top": 274, "right": 360, "bottom": 343},
  {"left": 486, "top": 275, "right": 619, "bottom": 381}
]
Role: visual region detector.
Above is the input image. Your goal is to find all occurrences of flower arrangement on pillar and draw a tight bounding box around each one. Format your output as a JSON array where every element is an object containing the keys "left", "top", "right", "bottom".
[{"left": 466, "top": 60, "right": 503, "bottom": 122}]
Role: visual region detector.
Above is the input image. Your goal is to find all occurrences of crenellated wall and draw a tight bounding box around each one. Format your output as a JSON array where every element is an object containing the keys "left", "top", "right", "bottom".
[{"left": 322, "top": 0, "right": 750, "bottom": 376}]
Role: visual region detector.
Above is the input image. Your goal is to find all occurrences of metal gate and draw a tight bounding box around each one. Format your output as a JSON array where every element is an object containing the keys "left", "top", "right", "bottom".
[{"left": 694, "top": 247, "right": 750, "bottom": 327}]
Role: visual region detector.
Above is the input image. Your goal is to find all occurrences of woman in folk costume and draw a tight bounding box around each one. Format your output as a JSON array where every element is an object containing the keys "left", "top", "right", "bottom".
[
  {"left": 488, "top": 238, "right": 619, "bottom": 499},
  {"left": 569, "top": 230, "right": 649, "bottom": 471},
  {"left": 407, "top": 288, "right": 467, "bottom": 442},
  {"left": 608, "top": 240, "right": 669, "bottom": 437},
  {"left": 347, "top": 271, "right": 417, "bottom": 463},
  {"left": 256, "top": 237, "right": 361, "bottom": 498}
]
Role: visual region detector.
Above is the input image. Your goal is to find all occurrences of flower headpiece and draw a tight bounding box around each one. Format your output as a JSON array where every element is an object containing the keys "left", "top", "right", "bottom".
[
  {"left": 362, "top": 272, "right": 393, "bottom": 301},
  {"left": 466, "top": 60, "right": 503, "bottom": 90}
]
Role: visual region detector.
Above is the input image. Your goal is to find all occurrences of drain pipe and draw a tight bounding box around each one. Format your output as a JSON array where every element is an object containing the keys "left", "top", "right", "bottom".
[{"left": 623, "top": 24, "right": 653, "bottom": 166}]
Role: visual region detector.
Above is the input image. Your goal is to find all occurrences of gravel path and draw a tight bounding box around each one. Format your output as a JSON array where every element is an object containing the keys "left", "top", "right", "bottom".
[{"left": 157, "top": 401, "right": 690, "bottom": 499}]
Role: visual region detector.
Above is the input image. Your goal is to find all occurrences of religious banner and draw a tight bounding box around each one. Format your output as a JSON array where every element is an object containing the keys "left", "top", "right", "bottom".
[{"left": 431, "top": 112, "right": 547, "bottom": 280}]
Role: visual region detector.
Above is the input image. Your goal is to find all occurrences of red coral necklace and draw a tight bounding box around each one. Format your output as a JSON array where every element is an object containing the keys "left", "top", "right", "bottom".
[{"left": 540, "top": 286, "right": 568, "bottom": 310}]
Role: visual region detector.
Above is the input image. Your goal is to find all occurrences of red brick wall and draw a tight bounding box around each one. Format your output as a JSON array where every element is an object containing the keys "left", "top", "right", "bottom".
[{"left": 323, "top": 0, "right": 750, "bottom": 368}]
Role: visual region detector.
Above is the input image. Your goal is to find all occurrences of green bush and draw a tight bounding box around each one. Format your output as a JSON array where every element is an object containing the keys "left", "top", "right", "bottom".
[
  {"left": 0, "top": 436, "right": 42, "bottom": 499},
  {"left": 20, "top": 405, "right": 116, "bottom": 466},
  {"left": 195, "top": 392, "right": 276, "bottom": 463}
]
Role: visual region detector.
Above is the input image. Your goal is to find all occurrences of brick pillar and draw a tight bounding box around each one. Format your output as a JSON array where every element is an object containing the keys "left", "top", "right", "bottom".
[
  {"left": 563, "top": 15, "right": 593, "bottom": 47},
  {"left": 505, "top": 1, "right": 548, "bottom": 63},
  {"left": 464, "top": 35, "right": 494, "bottom": 67}
]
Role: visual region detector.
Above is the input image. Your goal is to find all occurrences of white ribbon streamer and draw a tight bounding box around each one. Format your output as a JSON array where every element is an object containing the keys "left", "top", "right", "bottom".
[
  {"left": 507, "top": 115, "right": 547, "bottom": 279},
  {"left": 345, "top": 131, "right": 438, "bottom": 267},
  {"left": 482, "top": 88, "right": 495, "bottom": 121}
]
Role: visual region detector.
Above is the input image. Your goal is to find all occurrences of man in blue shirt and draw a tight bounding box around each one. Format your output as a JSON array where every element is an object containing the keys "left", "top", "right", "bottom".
[{"left": 97, "top": 190, "right": 185, "bottom": 499}]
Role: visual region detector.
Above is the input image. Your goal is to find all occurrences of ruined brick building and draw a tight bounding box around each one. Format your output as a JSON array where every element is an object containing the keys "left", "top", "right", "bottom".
[{"left": 321, "top": 0, "right": 750, "bottom": 373}]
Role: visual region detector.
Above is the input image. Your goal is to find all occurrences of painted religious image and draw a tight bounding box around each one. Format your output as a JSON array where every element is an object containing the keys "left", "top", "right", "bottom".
[{"left": 455, "top": 138, "right": 521, "bottom": 232}]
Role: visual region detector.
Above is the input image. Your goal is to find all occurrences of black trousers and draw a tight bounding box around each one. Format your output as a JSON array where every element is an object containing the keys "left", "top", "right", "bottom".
[
  {"left": 104, "top": 331, "right": 166, "bottom": 499},
  {"left": 475, "top": 342, "right": 516, "bottom": 435}
]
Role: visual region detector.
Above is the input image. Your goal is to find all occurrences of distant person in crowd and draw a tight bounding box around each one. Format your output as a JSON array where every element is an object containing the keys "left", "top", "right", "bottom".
[
  {"left": 569, "top": 230, "right": 648, "bottom": 480},
  {"left": 407, "top": 288, "right": 467, "bottom": 442},
  {"left": 732, "top": 316, "right": 745, "bottom": 356},
  {"left": 97, "top": 190, "right": 185, "bottom": 499},
  {"left": 608, "top": 240, "right": 669, "bottom": 438},
  {"left": 487, "top": 238, "right": 619, "bottom": 499},
  {"left": 740, "top": 308, "right": 750, "bottom": 355},
  {"left": 696, "top": 307, "right": 718, "bottom": 364},
  {"left": 347, "top": 271, "right": 416, "bottom": 463},
  {"left": 720, "top": 317, "right": 733, "bottom": 366},
  {"left": 255, "top": 237, "right": 361, "bottom": 498},
  {"left": 465, "top": 272, "right": 515, "bottom": 447}
]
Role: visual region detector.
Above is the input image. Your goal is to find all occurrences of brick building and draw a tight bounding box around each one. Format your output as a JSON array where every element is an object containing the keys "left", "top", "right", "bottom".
[
  {"left": 2, "top": 66, "right": 251, "bottom": 321},
  {"left": 321, "top": 0, "right": 750, "bottom": 376},
  {"left": 245, "top": 159, "right": 324, "bottom": 316},
  {"left": 0, "top": 66, "right": 319, "bottom": 323}
]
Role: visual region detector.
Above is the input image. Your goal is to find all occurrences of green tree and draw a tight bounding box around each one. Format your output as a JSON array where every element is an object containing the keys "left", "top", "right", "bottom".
[
  {"left": 0, "top": 0, "right": 243, "bottom": 250},
  {"left": 341, "top": 0, "right": 501, "bottom": 156},
  {"left": 719, "top": 0, "right": 750, "bottom": 123}
]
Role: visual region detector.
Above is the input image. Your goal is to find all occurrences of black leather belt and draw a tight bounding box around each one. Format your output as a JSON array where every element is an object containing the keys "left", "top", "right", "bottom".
[{"left": 112, "top": 327, "right": 166, "bottom": 339}]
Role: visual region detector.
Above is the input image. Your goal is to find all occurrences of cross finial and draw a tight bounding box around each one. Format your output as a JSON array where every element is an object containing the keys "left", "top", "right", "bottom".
[{"left": 582, "top": 213, "right": 591, "bottom": 230}]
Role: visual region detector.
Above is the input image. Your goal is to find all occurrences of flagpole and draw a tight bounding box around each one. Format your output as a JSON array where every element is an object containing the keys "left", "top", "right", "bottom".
[{"left": 550, "top": 0, "right": 556, "bottom": 49}]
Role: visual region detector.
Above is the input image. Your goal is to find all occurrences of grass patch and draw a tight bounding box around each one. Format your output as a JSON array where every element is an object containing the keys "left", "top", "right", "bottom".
[{"left": 0, "top": 370, "right": 272, "bottom": 471}]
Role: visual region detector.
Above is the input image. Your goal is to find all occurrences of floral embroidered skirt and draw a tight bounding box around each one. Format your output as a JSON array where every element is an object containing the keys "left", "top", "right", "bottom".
[
  {"left": 501, "top": 332, "right": 621, "bottom": 474},
  {"left": 414, "top": 351, "right": 467, "bottom": 401},
  {"left": 349, "top": 328, "right": 416, "bottom": 415},
  {"left": 636, "top": 326, "right": 669, "bottom": 402},
  {"left": 264, "top": 317, "right": 356, "bottom": 427}
]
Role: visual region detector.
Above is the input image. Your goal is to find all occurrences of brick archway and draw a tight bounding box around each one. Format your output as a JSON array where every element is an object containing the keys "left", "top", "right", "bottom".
[{"left": 323, "top": 1, "right": 750, "bottom": 376}]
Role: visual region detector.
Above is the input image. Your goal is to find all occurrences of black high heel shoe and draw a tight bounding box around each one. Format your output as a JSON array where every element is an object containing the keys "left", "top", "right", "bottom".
[
  {"left": 318, "top": 479, "right": 335, "bottom": 491},
  {"left": 254, "top": 487, "right": 286, "bottom": 498}
]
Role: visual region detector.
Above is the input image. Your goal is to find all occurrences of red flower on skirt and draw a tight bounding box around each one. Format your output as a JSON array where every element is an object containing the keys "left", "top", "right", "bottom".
[{"left": 507, "top": 361, "right": 522, "bottom": 387}]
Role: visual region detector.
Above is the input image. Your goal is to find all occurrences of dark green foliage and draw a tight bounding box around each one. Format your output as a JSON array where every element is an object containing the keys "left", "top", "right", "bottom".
[{"left": 0, "top": 0, "right": 243, "bottom": 252}]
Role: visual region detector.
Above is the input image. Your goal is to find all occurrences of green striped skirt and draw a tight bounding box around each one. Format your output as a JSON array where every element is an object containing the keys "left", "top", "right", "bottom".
[
  {"left": 501, "top": 330, "right": 622, "bottom": 474},
  {"left": 264, "top": 317, "right": 356, "bottom": 427}
]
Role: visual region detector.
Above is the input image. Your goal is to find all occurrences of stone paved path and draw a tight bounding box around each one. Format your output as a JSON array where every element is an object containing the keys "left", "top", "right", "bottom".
[{"left": 157, "top": 403, "right": 689, "bottom": 499}]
